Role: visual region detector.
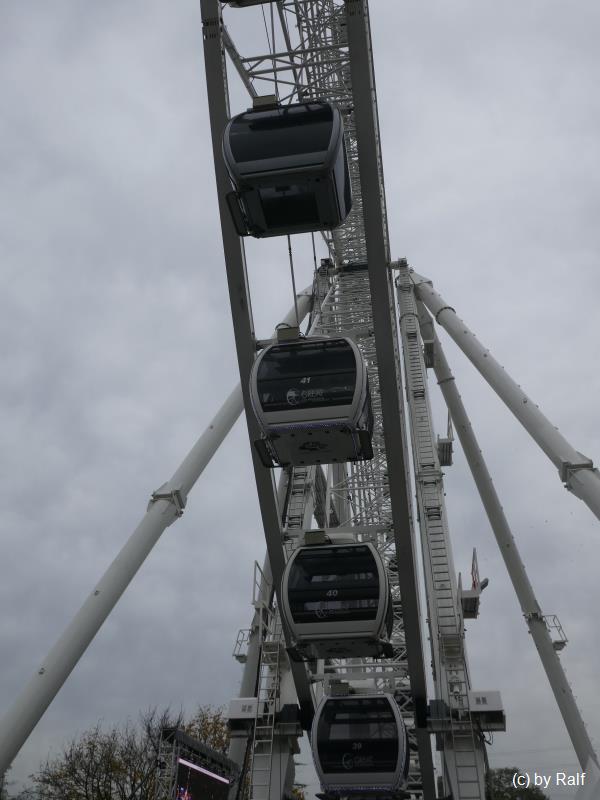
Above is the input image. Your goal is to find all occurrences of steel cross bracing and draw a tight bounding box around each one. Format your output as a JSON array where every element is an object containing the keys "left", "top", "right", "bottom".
[
  {"left": 396, "top": 266, "right": 487, "bottom": 800},
  {"left": 243, "top": 267, "right": 429, "bottom": 796},
  {"left": 222, "top": 0, "right": 384, "bottom": 264},
  {"left": 311, "top": 267, "right": 424, "bottom": 795}
]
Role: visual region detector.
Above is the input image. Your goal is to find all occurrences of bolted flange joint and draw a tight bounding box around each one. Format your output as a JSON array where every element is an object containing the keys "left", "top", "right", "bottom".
[
  {"left": 148, "top": 482, "right": 187, "bottom": 517},
  {"left": 559, "top": 455, "right": 594, "bottom": 485}
]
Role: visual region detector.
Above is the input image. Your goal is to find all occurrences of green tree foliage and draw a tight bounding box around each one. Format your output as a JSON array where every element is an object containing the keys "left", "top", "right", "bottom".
[
  {"left": 15, "top": 706, "right": 228, "bottom": 800},
  {"left": 182, "top": 706, "right": 229, "bottom": 755},
  {"left": 486, "top": 767, "right": 550, "bottom": 799},
  {"left": 6, "top": 706, "right": 306, "bottom": 800}
]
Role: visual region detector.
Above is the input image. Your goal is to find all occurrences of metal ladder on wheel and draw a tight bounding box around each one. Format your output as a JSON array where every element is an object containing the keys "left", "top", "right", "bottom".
[
  {"left": 285, "top": 466, "right": 314, "bottom": 532},
  {"left": 441, "top": 634, "right": 485, "bottom": 800},
  {"left": 248, "top": 613, "right": 284, "bottom": 800}
]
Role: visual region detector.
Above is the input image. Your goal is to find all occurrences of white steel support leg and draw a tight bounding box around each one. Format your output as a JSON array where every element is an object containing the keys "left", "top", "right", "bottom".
[
  {"left": 0, "top": 294, "right": 310, "bottom": 780},
  {"left": 412, "top": 271, "right": 600, "bottom": 523},
  {"left": 0, "top": 388, "right": 241, "bottom": 778},
  {"left": 422, "top": 306, "right": 598, "bottom": 771},
  {"left": 575, "top": 760, "right": 600, "bottom": 799}
]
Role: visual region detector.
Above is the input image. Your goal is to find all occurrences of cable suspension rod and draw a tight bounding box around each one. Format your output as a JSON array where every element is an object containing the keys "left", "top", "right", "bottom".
[
  {"left": 276, "top": 1, "right": 301, "bottom": 97},
  {"left": 412, "top": 271, "right": 600, "bottom": 524},
  {"left": 286, "top": 235, "right": 300, "bottom": 327},
  {"left": 419, "top": 301, "right": 598, "bottom": 773}
]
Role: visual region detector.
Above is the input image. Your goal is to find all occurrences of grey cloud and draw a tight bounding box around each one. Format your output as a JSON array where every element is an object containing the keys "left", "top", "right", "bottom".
[{"left": 1, "top": 3, "right": 599, "bottom": 799}]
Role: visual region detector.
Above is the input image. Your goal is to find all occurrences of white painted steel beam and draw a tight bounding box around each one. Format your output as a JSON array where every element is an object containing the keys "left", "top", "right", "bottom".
[
  {"left": 575, "top": 759, "right": 600, "bottom": 800},
  {"left": 222, "top": 26, "right": 257, "bottom": 99},
  {"left": 0, "top": 388, "right": 241, "bottom": 778},
  {"left": 200, "top": 0, "right": 315, "bottom": 725},
  {"left": 412, "top": 271, "right": 600, "bottom": 524},
  {"left": 421, "top": 302, "right": 598, "bottom": 772},
  {"left": 345, "top": 2, "right": 435, "bottom": 793}
]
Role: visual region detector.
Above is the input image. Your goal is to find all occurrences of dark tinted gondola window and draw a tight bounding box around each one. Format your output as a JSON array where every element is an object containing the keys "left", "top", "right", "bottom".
[
  {"left": 288, "top": 546, "right": 378, "bottom": 624},
  {"left": 257, "top": 340, "right": 356, "bottom": 412},
  {"left": 260, "top": 186, "right": 320, "bottom": 229},
  {"left": 230, "top": 104, "right": 334, "bottom": 162},
  {"left": 317, "top": 697, "right": 399, "bottom": 774}
]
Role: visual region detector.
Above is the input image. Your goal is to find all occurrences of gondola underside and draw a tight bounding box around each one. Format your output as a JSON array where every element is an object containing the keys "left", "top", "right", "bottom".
[{"left": 255, "top": 424, "right": 373, "bottom": 468}]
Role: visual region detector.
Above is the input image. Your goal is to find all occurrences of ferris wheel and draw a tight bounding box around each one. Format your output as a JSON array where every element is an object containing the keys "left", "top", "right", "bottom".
[
  {"left": 1, "top": 3, "right": 599, "bottom": 800},
  {"left": 196, "top": 1, "right": 600, "bottom": 798}
]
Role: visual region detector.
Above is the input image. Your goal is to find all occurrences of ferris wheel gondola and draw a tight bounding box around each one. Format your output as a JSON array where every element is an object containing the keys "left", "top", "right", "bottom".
[
  {"left": 311, "top": 693, "right": 410, "bottom": 797},
  {"left": 250, "top": 337, "right": 373, "bottom": 467},
  {"left": 281, "top": 541, "right": 393, "bottom": 660},
  {"left": 223, "top": 101, "right": 352, "bottom": 238}
]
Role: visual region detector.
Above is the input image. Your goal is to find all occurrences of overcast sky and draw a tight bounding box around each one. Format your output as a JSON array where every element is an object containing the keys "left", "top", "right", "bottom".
[{"left": 1, "top": 3, "right": 599, "bottom": 799}]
